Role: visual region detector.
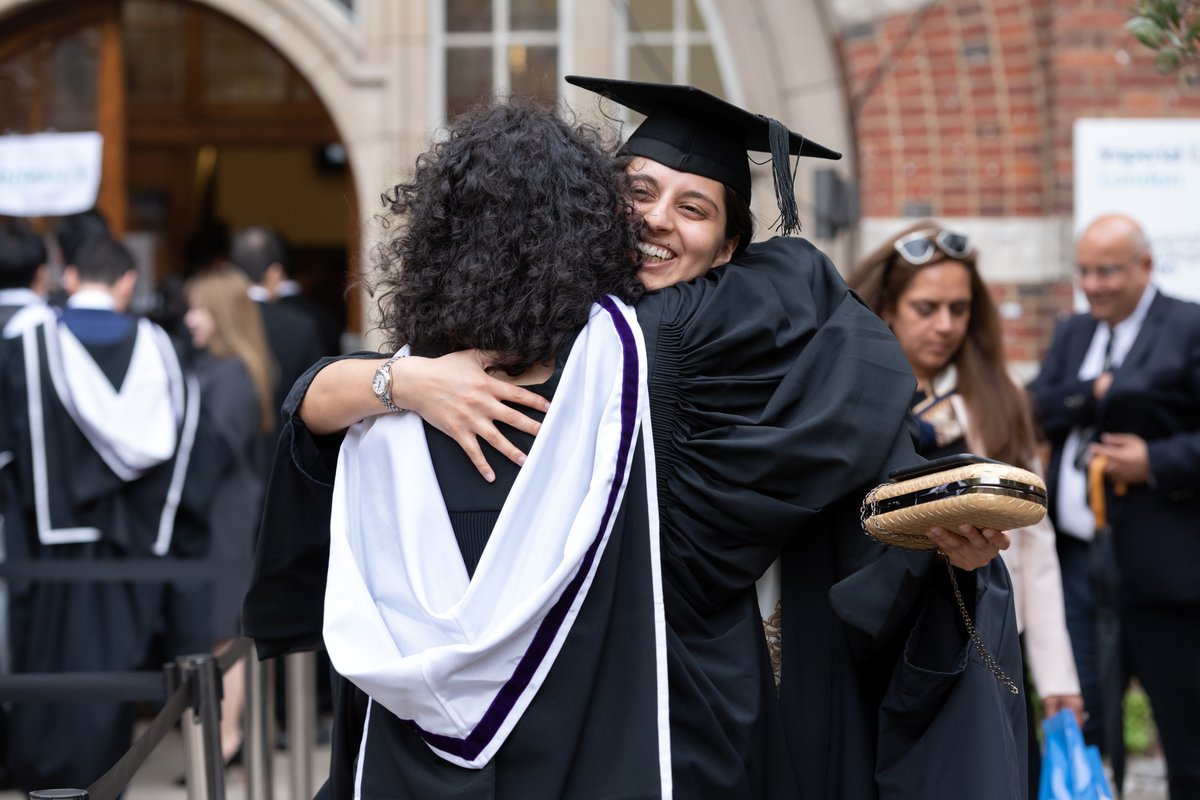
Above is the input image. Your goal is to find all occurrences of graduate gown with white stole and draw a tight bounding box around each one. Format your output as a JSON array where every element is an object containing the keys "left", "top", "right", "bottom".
[
  {"left": 246, "top": 237, "right": 1026, "bottom": 800},
  {"left": 0, "top": 307, "right": 208, "bottom": 791}
]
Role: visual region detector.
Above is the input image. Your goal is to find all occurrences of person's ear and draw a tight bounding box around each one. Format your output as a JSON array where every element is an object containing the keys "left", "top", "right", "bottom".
[
  {"left": 264, "top": 262, "right": 285, "bottom": 296},
  {"left": 31, "top": 263, "right": 50, "bottom": 296},
  {"left": 61, "top": 265, "right": 80, "bottom": 294},
  {"left": 713, "top": 236, "right": 739, "bottom": 268},
  {"left": 112, "top": 268, "right": 138, "bottom": 312}
]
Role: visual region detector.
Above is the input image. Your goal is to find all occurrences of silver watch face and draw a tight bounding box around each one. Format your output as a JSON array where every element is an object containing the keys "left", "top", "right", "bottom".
[{"left": 372, "top": 368, "right": 388, "bottom": 398}]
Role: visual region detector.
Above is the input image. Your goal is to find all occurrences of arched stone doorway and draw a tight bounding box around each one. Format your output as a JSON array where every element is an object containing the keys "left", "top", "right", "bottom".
[{"left": 0, "top": 0, "right": 359, "bottom": 342}]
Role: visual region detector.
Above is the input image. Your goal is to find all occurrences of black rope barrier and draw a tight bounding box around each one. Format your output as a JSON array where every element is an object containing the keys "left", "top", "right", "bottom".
[
  {"left": 84, "top": 670, "right": 193, "bottom": 800},
  {"left": 0, "top": 558, "right": 250, "bottom": 581},
  {"left": 0, "top": 671, "right": 164, "bottom": 703},
  {"left": 17, "top": 638, "right": 258, "bottom": 800},
  {"left": 5, "top": 549, "right": 261, "bottom": 798}
]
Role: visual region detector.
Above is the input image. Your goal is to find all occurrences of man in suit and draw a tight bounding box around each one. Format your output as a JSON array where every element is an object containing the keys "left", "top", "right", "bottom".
[
  {"left": 1028, "top": 213, "right": 1200, "bottom": 798},
  {"left": 228, "top": 225, "right": 329, "bottom": 745},
  {"left": 229, "top": 226, "right": 324, "bottom": 426}
]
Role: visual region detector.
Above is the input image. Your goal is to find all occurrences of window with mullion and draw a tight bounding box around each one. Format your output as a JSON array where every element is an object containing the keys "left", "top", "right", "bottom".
[
  {"left": 620, "top": 0, "right": 723, "bottom": 98},
  {"left": 443, "top": 0, "right": 561, "bottom": 121}
]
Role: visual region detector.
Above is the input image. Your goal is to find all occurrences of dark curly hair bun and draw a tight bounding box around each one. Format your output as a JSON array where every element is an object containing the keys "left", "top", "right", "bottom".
[{"left": 372, "top": 100, "right": 643, "bottom": 373}]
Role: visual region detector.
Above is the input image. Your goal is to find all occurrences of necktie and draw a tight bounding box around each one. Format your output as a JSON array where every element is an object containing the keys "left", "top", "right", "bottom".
[{"left": 1072, "top": 326, "right": 1115, "bottom": 471}]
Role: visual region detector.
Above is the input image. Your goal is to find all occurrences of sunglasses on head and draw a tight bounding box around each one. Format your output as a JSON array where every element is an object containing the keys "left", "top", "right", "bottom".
[{"left": 892, "top": 229, "right": 972, "bottom": 266}]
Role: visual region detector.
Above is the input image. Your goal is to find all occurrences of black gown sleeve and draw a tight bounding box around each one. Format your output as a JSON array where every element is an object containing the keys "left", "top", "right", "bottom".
[
  {"left": 639, "top": 237, "right": 1025, "bottom": 799},
  {"left": 241, "top": 352, "right": 379, "bottom": 659},
  {"left": 636, "top": 236, "right": 922, "bottom": 614},
  {"left": 636, "top": 237, "right": 929, "bottom": 797}
]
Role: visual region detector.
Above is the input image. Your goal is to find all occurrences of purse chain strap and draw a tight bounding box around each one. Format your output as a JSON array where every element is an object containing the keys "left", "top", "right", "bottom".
[
  {"left": 944, "top": 557, "right": 1020, "bottom": 695},
  {"left": 861, "top": 489, "right": 1020, "bottom": 695}
]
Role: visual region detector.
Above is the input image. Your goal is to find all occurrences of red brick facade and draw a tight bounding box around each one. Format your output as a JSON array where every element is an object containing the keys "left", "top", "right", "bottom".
[
  {"left": 840, "top": 0, "right": 1200, "bottom": 364},
  {"left": 843, "top": 0, "right": 1200, "bottom": 219},
  {"left": 988, "top": 280, "right": 1076, "bottom": 365}
]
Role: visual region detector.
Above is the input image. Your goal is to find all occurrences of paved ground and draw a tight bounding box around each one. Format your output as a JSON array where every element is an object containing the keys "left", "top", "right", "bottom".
[
  {"left": 1, "top": 722, "right": 333, "bottom": 800},
  {"left": 1122, "top": 755, "right": 1169, "bottom": 800},
  {"left": 2, "top": 733, "right": 1166, "bottom": 799}
]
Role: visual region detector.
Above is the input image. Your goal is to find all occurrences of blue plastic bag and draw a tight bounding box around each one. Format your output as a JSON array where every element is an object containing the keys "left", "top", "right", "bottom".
[{"left": 1038, "top": 709, "right": 1114, "bottom": 800}]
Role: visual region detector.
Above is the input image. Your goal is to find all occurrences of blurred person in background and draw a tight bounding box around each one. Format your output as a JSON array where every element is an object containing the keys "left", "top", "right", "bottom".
[
  {"left": 1027, "top": 213, "right": 1200, "bottom": 798},
  {"left": 0, "top": 219, "right": 55, "bottom": 338},
  {"left": 147, "top": 218, "right": 232, "bottom": 341},
  {"left": 0, "top": 234, "right": 208, "bottom": 792},
  {"left": 229, "top": 223, "right": 334, "bottom": 749},
  {"left": 51, "top": 209, "right": 111, "bottom": 306},
  {"left": 229, "top": 225, "right": 324, "bottom": 424},
  {"left": 849, "top": 220, "right": 1083, "bottom": 799},
  {"left": 54, "top": 210, "right": 111, "bottom": 268},
  {"left": 269, "top": 247, "right": 344, "bottom": 359},
  {"left": 182, "top": 266, "right": 275, "bottom": 766},
  {"left": 0, "top": 218, "right": 55, "bottom": 789}
]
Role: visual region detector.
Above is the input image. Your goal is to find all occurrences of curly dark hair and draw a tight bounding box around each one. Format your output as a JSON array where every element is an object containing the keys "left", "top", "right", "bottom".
[{"left": 371, "top": 101, "right": 644, "bottom": 373}]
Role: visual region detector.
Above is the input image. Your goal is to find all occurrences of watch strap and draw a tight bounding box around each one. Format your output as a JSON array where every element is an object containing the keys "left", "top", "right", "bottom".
[{"left": 373, "top": 353, "right": 406, "bottom": 413}]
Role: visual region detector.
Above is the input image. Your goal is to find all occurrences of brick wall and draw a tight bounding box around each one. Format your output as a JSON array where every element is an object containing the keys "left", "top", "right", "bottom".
[
  {"left": 989, "top": 279, "right": 1076, "bottom": 370},
  {"left": 1047, "top": 2, "right": 1200, "bottom": 213},
  {"left": 843, "top": 0, "right": 1055, "bottom": 219},
  {"left": 842, "top": 0, "right": 1200, "bottom": 219},
  {"left": 839, "top": 0, "right": 1200, "bottom": 367}
]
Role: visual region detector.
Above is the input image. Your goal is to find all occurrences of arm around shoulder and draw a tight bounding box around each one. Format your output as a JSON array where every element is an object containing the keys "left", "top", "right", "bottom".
[{"left": 298, "top": 355, "right": 390, "bottom": 435}]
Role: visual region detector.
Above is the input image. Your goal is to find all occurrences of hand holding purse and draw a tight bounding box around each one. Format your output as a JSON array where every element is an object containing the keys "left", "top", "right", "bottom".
[
  {"left": 860, "top": 453, "right": 1046, "bottom": 695},
  {"left": 861, "top": 453, "right": 1047, "bottom": 550}
]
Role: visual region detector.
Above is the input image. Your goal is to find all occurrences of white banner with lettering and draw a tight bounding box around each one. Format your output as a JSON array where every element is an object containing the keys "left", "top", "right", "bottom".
[
  {"left": 0, "top": 132, "right": 103, "bottom": 216},
  {"left": 1075, "top": 119, "right": 1200, "bottom": 304}
]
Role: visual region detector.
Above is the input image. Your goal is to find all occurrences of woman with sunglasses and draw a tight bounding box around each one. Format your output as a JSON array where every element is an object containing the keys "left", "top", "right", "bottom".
[
  {"left": 849, "top": 221, "right": 1084, "bottom": 798},
  {"left": 248, "top": 84, "right": 1025, "bottom": 798}
]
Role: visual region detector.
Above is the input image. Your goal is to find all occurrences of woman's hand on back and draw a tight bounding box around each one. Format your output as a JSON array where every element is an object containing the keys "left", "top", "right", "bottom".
[
  {"left": 299, "top": 350, "right": 548, "bottom": 482},
  {"left": 394, "top": 350, "right": 549, "bottom": 483}
]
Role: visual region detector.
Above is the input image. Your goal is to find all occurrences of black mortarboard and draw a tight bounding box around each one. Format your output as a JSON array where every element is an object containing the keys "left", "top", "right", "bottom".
[{"left": 566, "top": 75, "right": 841, "bottom": 235}]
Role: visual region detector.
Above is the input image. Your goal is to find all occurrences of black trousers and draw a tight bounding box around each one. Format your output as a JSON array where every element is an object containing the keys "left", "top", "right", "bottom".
[{"left": 1122, "top": 603, "right": 1200, "bottom": 800}]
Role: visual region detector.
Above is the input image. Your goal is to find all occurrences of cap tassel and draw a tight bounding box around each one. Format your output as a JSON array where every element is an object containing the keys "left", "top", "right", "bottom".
[{"left": 767, "top": 117, "right": 801, "bottom": 236}]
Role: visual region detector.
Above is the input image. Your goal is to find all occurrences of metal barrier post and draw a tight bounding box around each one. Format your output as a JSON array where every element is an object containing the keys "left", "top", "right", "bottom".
[
  {"left": 244, "top": 653, "right": 275, "bottom": 800},
  {"left": 285, "top": 651, "right": 317, "bottom": 800},
  {"left": 177, "top": 653, "right": 226, "bottom": 800}
]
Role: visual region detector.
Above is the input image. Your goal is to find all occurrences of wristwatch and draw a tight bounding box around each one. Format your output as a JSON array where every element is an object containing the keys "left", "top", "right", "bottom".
[{"left": 371, "top": 353, "right": 406, "bottom": 413}]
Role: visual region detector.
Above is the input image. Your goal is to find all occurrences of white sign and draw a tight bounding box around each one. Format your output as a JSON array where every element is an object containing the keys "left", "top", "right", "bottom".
[
  {"left": 1075, "top": 119, "right": 1200, "bottom": 304},
  {"left": 0, "top": 132, "right": 104, "bottom": 216}
]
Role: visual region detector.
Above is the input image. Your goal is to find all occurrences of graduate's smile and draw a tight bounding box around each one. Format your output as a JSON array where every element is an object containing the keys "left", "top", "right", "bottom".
[
  {"left": 637, "top": 241, "right": 677, "bottom": 265},
  {"left": 626, "top": 157, "right": 737, "bottom": 292}
]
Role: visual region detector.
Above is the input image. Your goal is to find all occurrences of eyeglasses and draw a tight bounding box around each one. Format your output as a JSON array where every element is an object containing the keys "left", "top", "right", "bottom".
[
  {"left": 892, "top": 229, "right": 973, "bottom": 266},
  {"left": 1075, "top": 263, "right": 1125, "bottom": 281}
]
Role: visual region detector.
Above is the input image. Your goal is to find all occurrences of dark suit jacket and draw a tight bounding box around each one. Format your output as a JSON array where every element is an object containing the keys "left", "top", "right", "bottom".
[
  {"left": 1028, "top": 291, "right": 1200, "bottom": 606},
  {"left": 277, "top": 293, "right": 343, "bottom": 358},
  {"left": 256, "top": 299, "right": 323, "bottom": 427}
]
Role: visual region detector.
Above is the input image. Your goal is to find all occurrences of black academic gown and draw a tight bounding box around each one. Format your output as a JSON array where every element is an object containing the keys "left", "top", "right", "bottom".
[
  {"left": 189, "top": 351, "right": 266, "bottom": 640},
  {"left": 635, "top": 237, "right": 1025, "bottom": 799},
  {"left": 244, "top": 236, "right": 1025, "bottom": 799},
  {"left": 0, "top": 313, "right": 215, "bottom": 792},
  {"left": 247, "top": 341, "right": 668, "bottom": 800}
]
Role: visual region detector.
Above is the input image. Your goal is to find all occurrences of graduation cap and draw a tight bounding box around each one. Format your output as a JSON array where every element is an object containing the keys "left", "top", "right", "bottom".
[{"left": 566, "top": 75, "right": 841, "bottom": 236}]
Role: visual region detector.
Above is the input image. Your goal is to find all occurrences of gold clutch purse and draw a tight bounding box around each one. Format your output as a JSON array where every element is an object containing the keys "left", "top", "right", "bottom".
[{"left": 861, "top": 454, "right": 1047, "bottom": 550}]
